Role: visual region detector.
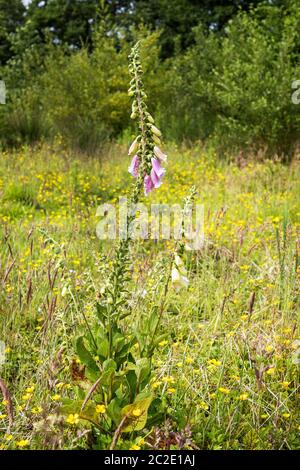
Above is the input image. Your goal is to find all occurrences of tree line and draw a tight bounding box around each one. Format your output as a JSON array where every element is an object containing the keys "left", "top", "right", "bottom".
[{"left": 0, "top": 0, "right": 299, "bottom": 158}]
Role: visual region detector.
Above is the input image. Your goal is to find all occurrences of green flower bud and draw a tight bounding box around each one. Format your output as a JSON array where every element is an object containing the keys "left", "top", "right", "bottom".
[
  {"left": 151, "top": 125, "right": 162, "bottom": 137},
  {"left": 152, "top": 134, "right": 162, "bottom": 145},
  {"left": 147, "top": 113, "right": 155, "bottom": 124},
  {"left": 128, "top": 137, "right": 139, "bottom": 155}
]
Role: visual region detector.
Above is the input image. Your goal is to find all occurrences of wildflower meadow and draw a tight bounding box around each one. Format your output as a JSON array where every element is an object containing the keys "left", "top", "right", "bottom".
[{"left": 0, "top": 0, "right": 300, "bottom": 456}]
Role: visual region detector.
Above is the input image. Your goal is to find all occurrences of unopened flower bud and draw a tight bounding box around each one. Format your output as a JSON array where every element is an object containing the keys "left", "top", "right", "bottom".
[
  {"left": 151, "top": 125, "right": 162, "bottom": 137},
  {"left": 147, "top": 113, "right": 155, "bottom": 124},
  {"left": 128, "top": 137, "right": 139, "bottom": 155},
  {"left": 152, "top": 134, "right": 162, "bottom": 145}
]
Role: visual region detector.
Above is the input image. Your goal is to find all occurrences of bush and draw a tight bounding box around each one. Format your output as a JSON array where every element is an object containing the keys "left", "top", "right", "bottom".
[
  {"left": 1, "top": 2, "right": 300, "bottom": 159},
  {"left": 160, "top": 2, "right": 300, "bottom": 158},
  {"left": 0, "top": 29, "right": 162, "bottom": 153}
]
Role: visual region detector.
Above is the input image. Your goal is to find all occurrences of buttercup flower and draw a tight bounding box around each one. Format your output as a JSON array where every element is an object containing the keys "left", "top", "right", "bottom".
[
  {"left": 95, "top": 404, "right": 106, "bottom": 414},
  {"left": 66, "top": 413, "right": 80, "bottom": 425},
  {"left": 16, "top": 440, "right": 29, "bottom": 448},
  {"left": 129, "top": 444, "right": 141, "bottom": 450}
]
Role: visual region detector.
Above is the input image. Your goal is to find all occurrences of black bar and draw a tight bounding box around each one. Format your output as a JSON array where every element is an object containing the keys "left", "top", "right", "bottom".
[{"left": 0, "top": 450, "right": 298, "bottom": 467}]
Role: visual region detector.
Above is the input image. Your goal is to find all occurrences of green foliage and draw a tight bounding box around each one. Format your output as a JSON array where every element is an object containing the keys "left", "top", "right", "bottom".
[
  {"left": 132, "top": 0, "right": 269, "bottom": 58},
  {"left": 0, "top": 142, "right": 299, "bottom": 450},
  {"left": 0, "top": 0, "right": 25, "bottom": 65},
  {"left": 41, "top": 40, "right": 129, "bottom": 152},
  {"left": 16, "top": 0, "right": 101, "bottom": 53},
  {"left": 160, "top": 2, "right": 300, "bottom": 157},
  {"left": 62, "top": 44, "right": 171, "bottom": 448},
  {"left": 1, "top": 0, "right": 300, "bottom": 158}
]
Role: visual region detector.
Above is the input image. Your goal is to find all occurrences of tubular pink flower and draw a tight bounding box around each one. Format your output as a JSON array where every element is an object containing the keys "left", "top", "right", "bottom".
[
  {"left": 144, "top": 158, "right": 166, "bottom": 195},
  {"left": 128, "top": 155, "right": 139, "bottom": 177},
  {"left": 151, "top": 158, "right": 165, "bottom": 178},
  {"left": 144, "top": 174, "right": 154, "bottom": 195},
  {"left": 154, "top": 146, "right": 167, "bottom": 162},
  {"left": 150, "top": 167, "right": 162, "bottom": 188}
]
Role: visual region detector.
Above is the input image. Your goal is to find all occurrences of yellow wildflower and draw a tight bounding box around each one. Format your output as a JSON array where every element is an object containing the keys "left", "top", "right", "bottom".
[
  {"left": 31, "top": 406, "right": 42, "bottom": 414},
  {"left": 51, "top": 394, "right": 61, "bottom": 401},
  {"left": 22, "top": 393, "right": 32, "bottom": 401},
  {"left": 218, "top": 387, "right": 230, "bottom": 394},
  {"left": 151, "top": 381, "right": 162, "bottom": 390},
  {"left": 55, "top": 382, "right": 65, "bottom": 390},
  {"left": 95, "top": 404, "right": 106, "bottom": 414},
  {"left": 207, "top": 359, "right": 221, "bottom": 367},
  {"left": 65, "top": 413, "right": 80, "bottom": 425},
  {"left": 16, "top": 440, "right": 29, "bottom": 448},
  {"left": 198, "top": 401, "right": 209, "bottom": 411},
  {"left": 239, "top": 393, "right": 249, "bottom": 401}
]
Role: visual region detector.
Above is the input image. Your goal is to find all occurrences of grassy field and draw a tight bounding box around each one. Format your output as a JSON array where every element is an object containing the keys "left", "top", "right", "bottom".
[{"left": 0, "top": 143, "right": 299, "bottom": 450}]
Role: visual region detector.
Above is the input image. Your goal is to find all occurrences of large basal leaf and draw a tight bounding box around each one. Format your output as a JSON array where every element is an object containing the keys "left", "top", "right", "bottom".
[
  {"left": 76, "top": 336, "right": 99, "bottom": 373},
  {"left": 60, "top": 398, "right": 98, "bottom": 424},
  {"left": 121, "top": 391, "right": 153, "bottom": 433}
]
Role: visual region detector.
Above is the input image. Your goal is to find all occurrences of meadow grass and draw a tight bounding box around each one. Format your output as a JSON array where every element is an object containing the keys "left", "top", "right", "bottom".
[{"left": 0, "top": 143, "right": 299, "bottom": 450}]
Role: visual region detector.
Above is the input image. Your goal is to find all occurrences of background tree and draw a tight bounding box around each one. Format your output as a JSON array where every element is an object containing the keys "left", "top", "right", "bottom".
[{"left": 0, "top": 0, "right": 25, "bottom": 65}]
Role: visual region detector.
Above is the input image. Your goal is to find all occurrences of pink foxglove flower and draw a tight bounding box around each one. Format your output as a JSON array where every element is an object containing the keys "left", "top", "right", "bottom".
[
  {"left": 154, "top": 146, "right": 167, "bottom": 162},
  {"left": 144, "top": 174, "right": 154, "bottom": 195},
  {"left": 151, "top": 157, "right": 165, "bottom": 178},
  {"left": 128, "top": 154, "right": 139, "bottom": 178},
  {"left": 144, "top": 158, "right": 166, "bottom": 195}
]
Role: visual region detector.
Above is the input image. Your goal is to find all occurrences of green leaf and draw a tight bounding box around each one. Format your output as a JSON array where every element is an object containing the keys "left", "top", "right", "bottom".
[
  {"left": 135, "top": 358, "right": 151, "bottom": 385},
  {"left": 60, "top": 398, "right": 98, "bottom": 424},
  {"left": 121, "top": 391, "right": 153, "bottom": 433},
  {"left": 103, "top": 359, "right": 117, "bottom": 371},
  {"left": 95, "top": 302, "right": 108, "bottom": 323},
  {"left": 107, "top": 397, "right": 122, "bottom": 425},
  {"left": 76, "top": 336, "right": 99, "bottom": 373}
]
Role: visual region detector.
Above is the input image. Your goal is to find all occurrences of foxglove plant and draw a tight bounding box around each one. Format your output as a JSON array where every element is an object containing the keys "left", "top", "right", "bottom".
[
  {"left": 127, "top": 42, "right": 167, "bottom": 198},
  {"left": 68, "top": 42, "right": 170, "bottom": 449},
  {"left": 104, "top": 42, "right": 168, "bottom": 326}
]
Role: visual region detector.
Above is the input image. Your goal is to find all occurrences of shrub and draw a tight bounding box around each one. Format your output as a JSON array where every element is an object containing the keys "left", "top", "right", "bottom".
[{"left": 160, "top": 2, "right": 300, "bottom": 158}]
